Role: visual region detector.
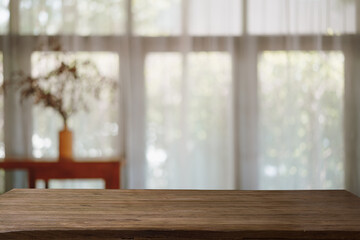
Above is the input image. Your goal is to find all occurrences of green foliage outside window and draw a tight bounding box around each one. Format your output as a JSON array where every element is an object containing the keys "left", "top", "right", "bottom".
[{"left": 259, "top": 51, "right": 344, "bottom": 189}]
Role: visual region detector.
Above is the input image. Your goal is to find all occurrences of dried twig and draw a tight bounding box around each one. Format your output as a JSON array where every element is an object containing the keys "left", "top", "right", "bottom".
[{"left": 9, "top": 53, "right": 116, "bottom": 128}]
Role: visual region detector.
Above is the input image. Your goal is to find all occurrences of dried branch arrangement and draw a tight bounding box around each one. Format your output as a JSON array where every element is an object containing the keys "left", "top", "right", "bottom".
[{"left": 12, "top": 52, "right": 117, "bottom": 128}]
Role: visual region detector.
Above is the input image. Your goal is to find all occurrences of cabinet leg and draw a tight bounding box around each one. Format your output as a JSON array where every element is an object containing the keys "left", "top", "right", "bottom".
[{"left": 28, "top": 170, "right": 35, "bottom": 188}]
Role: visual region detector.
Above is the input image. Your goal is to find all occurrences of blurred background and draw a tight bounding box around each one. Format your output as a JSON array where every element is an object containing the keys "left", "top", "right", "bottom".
[{"left": 0, "top": 0, "right": 359, "bottom": 196}]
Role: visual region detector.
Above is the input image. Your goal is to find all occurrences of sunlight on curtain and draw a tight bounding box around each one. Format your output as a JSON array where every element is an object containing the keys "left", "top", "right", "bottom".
[
  {"left": 0, "top": 0, "right": 9, "bottom": 34},
  {"left": 248, "top": 0, "right": 355, "bottom": 35},
  {"left": 19, "top": 0, "right": 126, "bottom": 35},
  {"left": 188, "top": 0, "right": 242, "bottom": 35},
  {"left": 258, "top": 51, "right": 344, "bottom": 189},
  {"left": 146, "top": 52, "right": 233, "bottom": 189},
  {"left": 145, "top": 53, "right": 182, "bottom": 188},
  {"left": 31, "top": 52, "right": 119, "bottom": 158},
  {"left": 133, "top": 0, "right": 181, "bottom": 36}
]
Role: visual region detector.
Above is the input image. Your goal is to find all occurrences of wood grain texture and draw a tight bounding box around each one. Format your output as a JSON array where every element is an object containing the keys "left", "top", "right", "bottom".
[{"left": 0, "top": 189, "right": 359, "bottom": 239}]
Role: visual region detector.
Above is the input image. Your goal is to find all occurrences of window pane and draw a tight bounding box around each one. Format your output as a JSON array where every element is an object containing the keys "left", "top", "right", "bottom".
[
  {"left": 258, "top": 51, "right": 344, "bottom": 189},
  {"left": 146, "top": 52, "right": 232, "bottom": 189},
  {"left": 146, "top": 53, "right": 182, "bottom": 188},
  {"left": 133, "top": 0, "right": 181, "bottom": 36},
  {"left": 188, "top": 0, "right": 242, "bottom": 36},
  {"left": 186, "top": 52, "right": 232, "bottom": 189},
  {"left": 248, "top": 0, "right": 355, "bottom": 35},
  {"left": 0, "top": 0, "right": 9, "bottom": 34},
  {"left": 32, "top": 52, "right": 119, "bottom": 158},
  {"left": 20, "top": 0, "right": 126, "bottom": 35}
]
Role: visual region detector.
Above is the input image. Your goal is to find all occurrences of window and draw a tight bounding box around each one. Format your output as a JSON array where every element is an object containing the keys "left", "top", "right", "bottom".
[
  {"left": 248, "top": 0, "right": 355, "bottom": 35},
  {"left": 188, "top": 0, "right": 242, "bottom": 35},
  {"left": 20, "top": 0, "right": 126, "bottom": 35},
  {"left": 258, "top": 51, "right": 344, "bottom": 189},
  {"left": 0, "top": 0, "right": 356, "bottom": 191},
  {"left": 146, "top": 52, "right": 233, "bottom": 189},
  {"left": 133, "top": 0, "right": 181, "bottom": 36},
  {"left": 32, "top": 52, "right": 119, "bottom": 158},
  {"left": 132, "top": 0, "right": 243, "bottom": 36},
  {"left": 145, "top": 53, "right": 182, "bottom": 188},
  {"left": 0, "top": 0, "right": 9, "bottom": 34}
]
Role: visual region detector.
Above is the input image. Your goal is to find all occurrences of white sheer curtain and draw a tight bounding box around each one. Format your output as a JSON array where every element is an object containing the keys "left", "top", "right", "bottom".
[{"left": 1, "top": 0, "right": 359, "bottom": 195}]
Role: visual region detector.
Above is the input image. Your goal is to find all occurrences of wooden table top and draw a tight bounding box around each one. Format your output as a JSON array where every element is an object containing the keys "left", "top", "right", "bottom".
[{"left": 0, "top": 189, "right": 359, "bottom": 239}]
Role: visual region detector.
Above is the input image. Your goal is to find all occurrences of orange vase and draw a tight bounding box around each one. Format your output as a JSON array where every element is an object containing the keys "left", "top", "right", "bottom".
[{"left": 59, "top": 126, "right": 73, "bottom": 162}]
